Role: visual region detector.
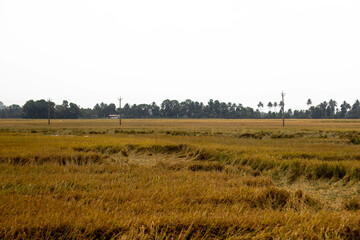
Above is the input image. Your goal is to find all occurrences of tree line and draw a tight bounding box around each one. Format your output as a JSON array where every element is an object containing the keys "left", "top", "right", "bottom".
[{"left": 0, "top": 98, "right": 360, "bottom": 119}]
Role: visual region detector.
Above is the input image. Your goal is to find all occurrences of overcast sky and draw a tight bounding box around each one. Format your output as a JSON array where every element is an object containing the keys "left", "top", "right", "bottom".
[{"left": 1, "top": 0, "right": 359, "bottom": 110}]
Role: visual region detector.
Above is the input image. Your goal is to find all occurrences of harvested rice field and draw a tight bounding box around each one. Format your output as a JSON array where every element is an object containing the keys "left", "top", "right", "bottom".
[{"left": 1, "top": 119, "right": 360, "bottom": 239}]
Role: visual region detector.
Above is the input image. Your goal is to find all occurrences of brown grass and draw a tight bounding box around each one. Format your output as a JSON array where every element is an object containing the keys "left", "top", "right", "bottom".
[{"left": 1, "top": 119, "right": 360, "bottom": 239}]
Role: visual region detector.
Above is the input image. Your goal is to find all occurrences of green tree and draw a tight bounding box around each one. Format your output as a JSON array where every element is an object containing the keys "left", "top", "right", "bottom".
[
  {"left": 257, "top": 101, "right": 264, "bottom": 112},
  {"left": 68, "top": 103, "right": 81, "bottom": 118},
  {"left": 348, "top": 100, "right": 360, "bottom": 119},
  {"left": 306, "top": 99, "right": 312, "bottom": 108},
  {"left": 149, "top": 102, "right": 160, "bottom": 118},
  {"left": 273, "top": 102, "right": 278, "bottom": 113},
  {"left": 23, "top": 99, "right": 54, "bottom": 119},
  {"left": 318, "top": 101, "right": 328, "bottom": 118},
  {"left": 340, "top": 101, "right": 351, "bottom": 118},
  {"left": 328, "top": 99, "right": 337, "bottom": 118},
  {"left": 0, "top": 104, "right": 23, "bottom": 118}
]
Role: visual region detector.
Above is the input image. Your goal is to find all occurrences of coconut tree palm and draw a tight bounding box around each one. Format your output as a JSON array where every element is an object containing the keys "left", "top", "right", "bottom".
[
  {"left": 340, "top": 101, "right": 351, "bottom": 118},
  {"left": 348, "top": 100, "right": 360, "bottom": 119},
  {"left": 267, "top": 102, "right": 273, "bottom": 112},
  {"left": 319, "top": 101, "right": 328, "bottom": 118},
  {"left": 328, "top": 99, "right": 337, "bottom": 118},
  {"left": 306, "top": 99, "right": 312, "bottom": 108},
  {"left": 273, "top": 102, "right": 278, "bottom": 112},
  {"left": 257, "top": 101, "right": 264, "bottom": 112}
]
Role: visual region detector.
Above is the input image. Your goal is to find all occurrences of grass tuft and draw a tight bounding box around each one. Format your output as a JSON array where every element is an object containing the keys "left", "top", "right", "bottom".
[
  {"left": 188, "top": 162, "right": 224, "bottom": 172},
  {"left": 343, "top": 196, "right": 360, "bottom": 211}
]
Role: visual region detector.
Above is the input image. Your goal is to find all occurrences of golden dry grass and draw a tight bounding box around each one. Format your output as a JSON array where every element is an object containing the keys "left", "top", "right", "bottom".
[{"left": 1, "top": 119, "right": 360, "bottom": 239}]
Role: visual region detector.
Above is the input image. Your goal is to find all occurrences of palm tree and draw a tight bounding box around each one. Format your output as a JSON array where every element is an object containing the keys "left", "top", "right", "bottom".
[
  {"left": 328, "top": 99, "right": 337, "bottom": 118},
  {"left": 267, "top": 102, "right": 273, "bottom": 112},
  {"left": 279, "top": 101, "right": 284, "bottom": 108},
  {"left": 257, "top": 101, "right": 264, "bottom": 112},
  {"left": 340, "top": 101, "right": 351, "bottom": 118},
  {"left": 306, "top": 99, "right": 312, "bottom": 108},
  {"left": 319, "top": 101, "right": 328, "bottom": 118},
  {"left": 352, "top": 100, "right": 360, "bottom": 110},
  {"left": 273, "top": 102, "right": 278, "bottom": 112}
]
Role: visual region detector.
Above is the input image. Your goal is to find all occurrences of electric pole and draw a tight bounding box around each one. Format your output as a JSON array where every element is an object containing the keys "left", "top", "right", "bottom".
[
  {"left": 281, "top": 91, "right": 286, "bottom": 127},
  {"left": 48, "top": 98, "right": 51, "bottom": 125},
  {"left": 118, "top": 97, "right": 123, "bottom": 126}
]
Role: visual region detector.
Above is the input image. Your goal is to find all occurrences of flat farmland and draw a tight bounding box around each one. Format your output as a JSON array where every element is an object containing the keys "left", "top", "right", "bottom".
[{"left": 1, "top": 119, "right": 360, "bottom": 239}]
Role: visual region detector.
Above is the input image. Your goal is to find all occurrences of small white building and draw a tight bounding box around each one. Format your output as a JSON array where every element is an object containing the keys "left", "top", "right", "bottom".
[{"left": 108, "top": 114, "right": 119, "bottom": 119}]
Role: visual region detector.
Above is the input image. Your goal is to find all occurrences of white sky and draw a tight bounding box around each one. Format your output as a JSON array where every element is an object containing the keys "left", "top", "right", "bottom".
[{"left": 1, "top": 0, "right": 359, "bottom": 110}]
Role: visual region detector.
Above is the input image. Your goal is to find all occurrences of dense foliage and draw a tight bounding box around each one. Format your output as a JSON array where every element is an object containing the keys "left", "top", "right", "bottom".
[{"left": 0, "top": 98, "right": 360, "bottom": 119}]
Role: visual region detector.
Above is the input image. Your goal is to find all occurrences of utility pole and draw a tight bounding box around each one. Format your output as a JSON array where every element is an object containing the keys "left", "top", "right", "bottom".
[
  {"left": 281, "top": 91, "right": 286, "bottom": 127},
  {"left": 118, "top": 97, "right": 123, "bottom": 126},
  {"left": 47, "top": 98, "right": 51, "bottom": 125}
]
